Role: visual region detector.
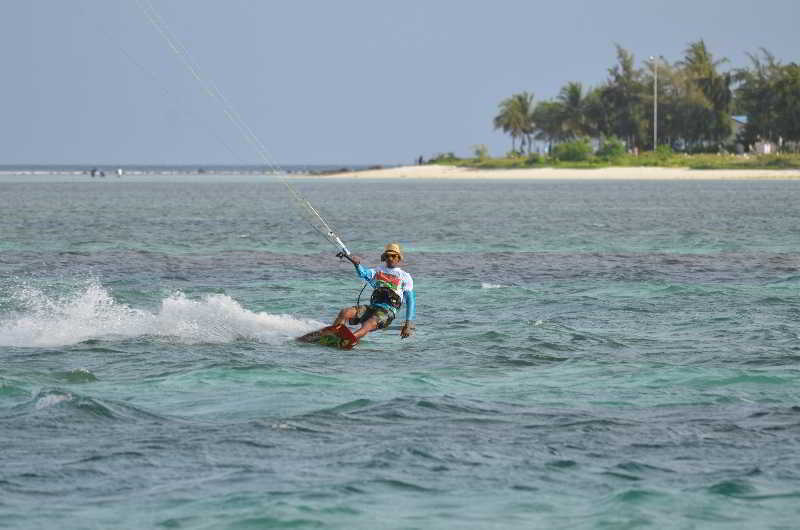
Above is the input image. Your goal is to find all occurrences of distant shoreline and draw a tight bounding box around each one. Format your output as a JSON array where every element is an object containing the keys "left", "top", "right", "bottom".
[
  {"left": 0, "top": 165, "right": 374, "bottom": 178},
  {"left": 2, "top": 165, "right": 800, "bottom": 180},
  {"left": 303, "top": 165, "right": 800, "bottom": 180}
]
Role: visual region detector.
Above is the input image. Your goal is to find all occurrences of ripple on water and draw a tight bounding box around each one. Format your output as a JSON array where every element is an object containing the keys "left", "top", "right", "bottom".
[
  {"left": 0, "top": 379, "right": 30, "bottom": 398},
  {"left": 12, "top": 388, "right": 173, "bottom": 424},
  {"left": 708, "top": 479, "right": 758, "bottom": 497},
  {"left": 53, "top": 368, "right": 98, "bottom": 383}
]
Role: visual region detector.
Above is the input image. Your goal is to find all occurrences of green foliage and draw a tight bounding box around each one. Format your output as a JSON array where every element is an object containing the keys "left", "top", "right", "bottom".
[
  {"left": 433, "top": 152, "right": 800, "bottom": 170},
  {"left": 428, "top": 152, "right": 459, "bottom": 164},
  {"left": 602, "top": 44, "right": 647, "bottom": 148},
  {"left": 656, "top": 145, "right": 674, "bottom": 157},
  {"left": 525, "top": 152, "right": 542, "bottom": 165},
  {"left": 764, "top": 155, "right": 799, "bottom": 168},
  {"left": 596, "top": 137, "right": 626, "bottom": 160},
  {"left": 551, "top": 138, "right": 593, "bottom": 162},
  {"left": 774, "top": 63, "right": 800, "bottom": 142},
  {"left": 472, "top": 144, "right": 489, "bottom": 161},
  {"left": 674, "top": 40, "right": 733, "bottom": 148},
  {"left": 494, "top": 92, "right": 535, "bottom": 153},
  {"left": 467, "top": 157, "right": 529, "bottom": 169},
  {"left": 557, "top": 82, "right": 592, "bottom": 138},
  {"left": 470, "top": 42, "right": 800, "bottom": 165},
  {"left": 683, "top": 153, "right": 800, "bottom": 169},
  {"left": 490, "top": 43, "right": 799, "bottom": 156},
  {"left": 532, "top": 101, "right": 567, "bottom": 144},
  {"left": 686, "top": 144, "right": 722, "bottom": 154},
  {"left": 738, "top": 58, "right": 800, "bottom": 144}
]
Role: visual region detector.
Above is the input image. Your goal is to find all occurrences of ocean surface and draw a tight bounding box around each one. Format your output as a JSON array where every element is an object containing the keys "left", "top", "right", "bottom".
[{"left": 1, "top": 173, "right": 799, "bottom": 529}]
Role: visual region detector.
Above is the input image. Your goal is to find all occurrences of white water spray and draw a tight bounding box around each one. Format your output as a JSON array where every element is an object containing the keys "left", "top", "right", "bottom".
[{"left": 0, "top": 281, "right": 321, "bottom": 348}]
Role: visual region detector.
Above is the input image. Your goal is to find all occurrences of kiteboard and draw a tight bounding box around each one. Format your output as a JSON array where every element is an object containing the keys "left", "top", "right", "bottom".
[{"left": 296, "top": 324, "right": 359, "bottom": 350}]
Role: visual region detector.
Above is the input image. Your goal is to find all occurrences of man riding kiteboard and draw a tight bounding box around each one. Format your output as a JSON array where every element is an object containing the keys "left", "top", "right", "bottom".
[
  {"left": 335, "top": 242, "right": 416, "bottom": 341},
  {"left": 297, "top": 243, "right": 416, "bottom": 348}
]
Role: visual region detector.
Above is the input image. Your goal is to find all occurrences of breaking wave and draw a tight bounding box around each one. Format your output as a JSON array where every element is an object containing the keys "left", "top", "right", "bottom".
[{"left": 0, "top": 281, "right": 321, "bottom": 348}]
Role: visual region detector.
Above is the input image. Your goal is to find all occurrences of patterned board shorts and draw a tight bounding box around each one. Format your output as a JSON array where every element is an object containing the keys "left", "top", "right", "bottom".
[{"left": 348, "top": 305, "right": 395, "bottom": 330}]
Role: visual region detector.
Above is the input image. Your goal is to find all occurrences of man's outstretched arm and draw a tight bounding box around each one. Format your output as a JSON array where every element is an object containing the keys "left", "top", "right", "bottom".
[
  {"left": 338, "top": 253, "right": 375, "bottom": 285},
  {"left": 401, "top": 290, "right": 416, "bottom": 338}
]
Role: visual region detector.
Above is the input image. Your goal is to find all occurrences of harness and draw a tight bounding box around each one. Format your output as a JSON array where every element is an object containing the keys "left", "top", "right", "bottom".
[{"left": 370, "top": 287, "right": 402, "bottom": 309}]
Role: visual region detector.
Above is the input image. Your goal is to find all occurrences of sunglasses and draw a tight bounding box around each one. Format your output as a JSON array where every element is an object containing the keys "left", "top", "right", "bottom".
[{"left": 382, "top": 253, "right": 401, "bottom": 260}]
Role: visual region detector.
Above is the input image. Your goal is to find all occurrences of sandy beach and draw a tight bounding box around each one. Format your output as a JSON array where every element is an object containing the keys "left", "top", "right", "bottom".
[{"left": 319, "top": 165, "right": 800, "bottom": 180}]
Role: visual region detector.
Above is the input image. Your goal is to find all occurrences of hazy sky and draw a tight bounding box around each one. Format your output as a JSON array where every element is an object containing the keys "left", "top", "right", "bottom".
[{"left": 2, "top": 0, "right": 798, "bottom": 165}]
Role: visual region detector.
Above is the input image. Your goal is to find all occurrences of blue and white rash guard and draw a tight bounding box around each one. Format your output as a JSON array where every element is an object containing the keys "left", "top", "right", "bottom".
[{"left": 355, "top": 264, "right": 416, "bottom": 322}]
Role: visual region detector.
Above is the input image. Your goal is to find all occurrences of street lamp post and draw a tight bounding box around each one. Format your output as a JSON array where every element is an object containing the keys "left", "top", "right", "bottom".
[{"left": 650, "top": 56, "right": 658, "bottom": 150}]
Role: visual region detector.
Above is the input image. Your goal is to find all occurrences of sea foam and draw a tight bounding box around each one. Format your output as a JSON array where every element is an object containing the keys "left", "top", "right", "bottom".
[{"left": 0, "top": 281, "right": 321, "bottom": 348}]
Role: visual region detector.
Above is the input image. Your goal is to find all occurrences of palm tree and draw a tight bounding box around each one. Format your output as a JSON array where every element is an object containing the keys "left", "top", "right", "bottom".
[
  {"left": 775, "top": 63, "right": 800, "bottom": 144},
  {"left": 604, "top": 44, "right": 647, "bottom": 149},
  {"left": 734, "top": 49, "right": 783, "bottom": 145},
  {"left": 494, "top": 91, "right": 535, "bottom": 154},
  {"left": 532, "top": 101, "right": 567, "bottom": 153},
  {"left": 557, "top": 82, "right": 589, "bottom": 138},
  {"left": 678, "top": 40, "right": 733, "bottom": 147},
  {"left": 583, "top": 87, "right": 612, "bottom": 139},
  {"left": 680, "top": 40, "right": 726, "bottom": 79}
]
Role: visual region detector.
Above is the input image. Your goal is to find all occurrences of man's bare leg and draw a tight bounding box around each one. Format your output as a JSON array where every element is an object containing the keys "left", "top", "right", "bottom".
[
  {"left": 353, "top": 317, "right": 379, "bottom": 339},
  {"left": 333, "top": 306, "right": 358, "bottom": 327},
  {"left": 332, "top": 308, "right": 378, "bottom": 340}
]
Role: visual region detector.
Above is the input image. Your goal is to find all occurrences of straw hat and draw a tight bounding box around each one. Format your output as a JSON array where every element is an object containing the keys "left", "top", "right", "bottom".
[{"left": 382, "top": 242, "right": 404, "bottom": 260}]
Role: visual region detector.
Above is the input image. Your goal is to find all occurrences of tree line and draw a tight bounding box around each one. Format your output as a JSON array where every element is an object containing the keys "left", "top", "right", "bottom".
[{"left": 494, "top": 41, "right": 800, "bottom": 154}]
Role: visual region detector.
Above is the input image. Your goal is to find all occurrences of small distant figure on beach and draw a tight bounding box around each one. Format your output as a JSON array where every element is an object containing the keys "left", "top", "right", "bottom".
[{"left": 417, "top": 155, "right": 424, "bottom": 165}]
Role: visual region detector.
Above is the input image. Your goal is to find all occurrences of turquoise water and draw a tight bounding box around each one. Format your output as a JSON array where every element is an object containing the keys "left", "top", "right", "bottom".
[{"left": 1, "top": 174, "right": 799, "bottom": 529}]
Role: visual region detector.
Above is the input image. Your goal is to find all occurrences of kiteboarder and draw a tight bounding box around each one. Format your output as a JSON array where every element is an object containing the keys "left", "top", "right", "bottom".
[{"left": 334, "top": 243, "right": 416, "bottom": 340}]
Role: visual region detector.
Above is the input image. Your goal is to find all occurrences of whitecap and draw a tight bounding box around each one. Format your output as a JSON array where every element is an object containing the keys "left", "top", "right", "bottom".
[
  {"left": 0, "top": 281, "right": 322, "bottom": 348},
  {"left": 35, "top": 392, "right": 73, "bottom": 410},
  {"left": 153, "top": 291, "right": 322, "bottom": 344}
]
